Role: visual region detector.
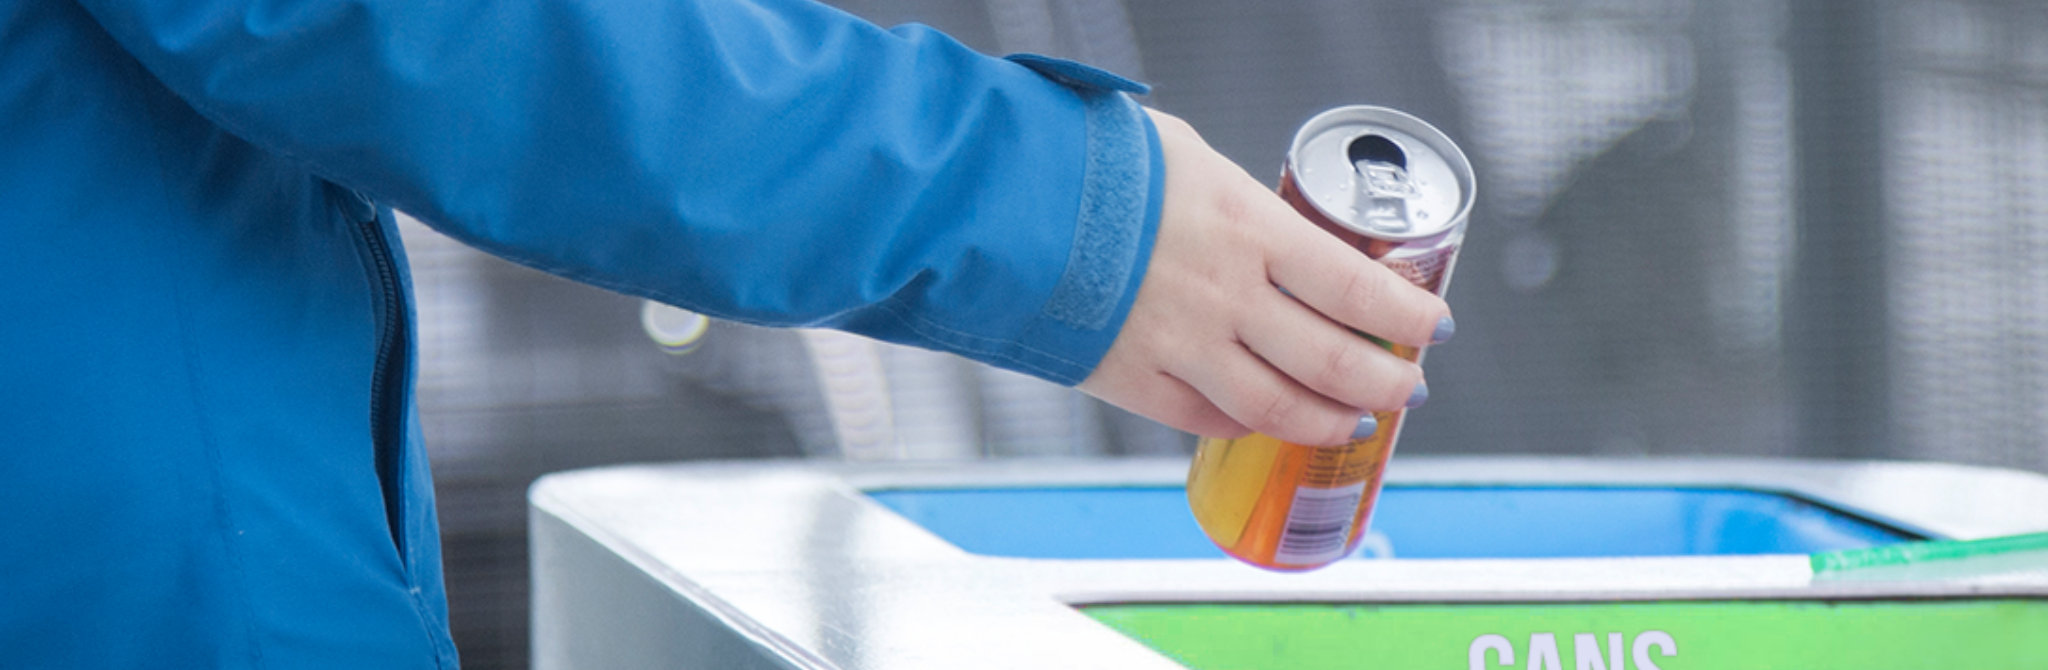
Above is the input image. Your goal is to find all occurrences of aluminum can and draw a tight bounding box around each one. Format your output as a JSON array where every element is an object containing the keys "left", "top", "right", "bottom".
[{"left": 1186, "top": 106, "right": 1474, "bottom": 571}]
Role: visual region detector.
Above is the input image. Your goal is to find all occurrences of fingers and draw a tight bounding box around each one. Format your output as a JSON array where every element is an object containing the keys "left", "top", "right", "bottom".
[
  {"left": 1079, "top": 353, "right": 1251, "bottom": 439},
  {"left": 1265, "top": 221, "right": 1451, "bottom": 349},
  {"left": 1079, "top": 291, "right": 1366, "bottom": 446},
  {"left": 1082, "top": 329, "right": 1388, "bottom": 447},
  {"left": 1236, "top": 286, "right": 1424, "bottom": 414},
  {"left": 1167, "top": 340, "right": 1369, "bottom": 447}
]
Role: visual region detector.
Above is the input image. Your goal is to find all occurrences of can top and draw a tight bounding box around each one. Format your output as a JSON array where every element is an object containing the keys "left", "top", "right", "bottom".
[{"left": 1287, "top": 106, "right": 1475, "bottom": 241}]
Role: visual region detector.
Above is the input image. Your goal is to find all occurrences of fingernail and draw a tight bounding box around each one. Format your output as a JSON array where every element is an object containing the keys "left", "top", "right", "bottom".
[
  {"left": 1406, "top": 381, "right": 1429, "bottom": 409},
  {"left": 1431, "top": 316, "right": 1456, "bottom": 344},
  {"left": 1350, "top": 414, "right": 1380, "bottom": 440}
]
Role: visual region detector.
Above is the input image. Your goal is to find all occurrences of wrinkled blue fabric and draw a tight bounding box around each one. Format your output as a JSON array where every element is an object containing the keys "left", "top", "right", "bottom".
[{"left": 0, "top": 0, "right": 1162, "bottom": 666}]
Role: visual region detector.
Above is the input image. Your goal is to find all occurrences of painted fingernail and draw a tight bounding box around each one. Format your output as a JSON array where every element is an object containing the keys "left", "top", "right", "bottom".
[
  {"left": 1432, "top": 316, "right": 1456, "bottom": 344},
  {"left": 1406, "top": 381, "right": 1429, "bottom": 409},
  {"left": 1350, "top": 414, "right": 1380, "bottom": 440}
]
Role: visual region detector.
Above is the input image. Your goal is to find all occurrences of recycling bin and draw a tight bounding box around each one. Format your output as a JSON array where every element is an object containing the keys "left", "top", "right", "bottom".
[{"left": 529, "top": 456, "right": 2048, "bottom": 669}]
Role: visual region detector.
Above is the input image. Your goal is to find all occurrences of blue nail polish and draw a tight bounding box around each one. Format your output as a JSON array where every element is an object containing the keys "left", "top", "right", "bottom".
[
  {"left": 1432, "top": 316, "right": 1456, "bottom": 344},
  {"left": 1350, "top": 414, "right": 1379, "bottom": 440},
  {"left": 1406, "top": 382, "right": 1429, "bottom": 409}
]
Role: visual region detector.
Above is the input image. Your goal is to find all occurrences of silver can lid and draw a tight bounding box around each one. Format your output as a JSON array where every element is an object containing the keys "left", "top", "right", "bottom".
[{"left": 1288, "top": 106, "right": 1475, "bottom": 241}]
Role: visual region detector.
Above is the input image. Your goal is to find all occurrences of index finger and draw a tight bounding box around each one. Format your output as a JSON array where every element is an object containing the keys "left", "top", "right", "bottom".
[{"left": 1264, "top": 213, "right": 1451, "bottom": 348}]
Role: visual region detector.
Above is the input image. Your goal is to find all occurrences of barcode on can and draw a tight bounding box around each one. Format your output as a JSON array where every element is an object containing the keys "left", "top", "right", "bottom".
[{"left": 1272, "top": 482, "right": 1368, "bottom": 566}]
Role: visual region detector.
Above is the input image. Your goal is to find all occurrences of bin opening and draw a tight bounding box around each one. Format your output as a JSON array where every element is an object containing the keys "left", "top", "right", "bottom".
[{"left": 865, "top": 485, "right": 1921, "bottom": 560}]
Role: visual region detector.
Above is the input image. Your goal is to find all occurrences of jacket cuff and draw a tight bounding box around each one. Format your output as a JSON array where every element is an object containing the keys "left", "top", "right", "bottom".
[{"left": 1000, "top": 54, "right": 1164, "bottom": 385}]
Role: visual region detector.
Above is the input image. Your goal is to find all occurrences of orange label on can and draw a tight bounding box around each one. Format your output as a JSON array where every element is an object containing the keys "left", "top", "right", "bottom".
[{"left": 1188, "top": 410, "right": 1402, "bottom": 570}]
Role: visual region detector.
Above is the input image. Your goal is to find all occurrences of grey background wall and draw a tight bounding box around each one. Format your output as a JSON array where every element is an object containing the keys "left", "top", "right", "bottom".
[{"left": 396, "top": 1, "right": 2048, "bottom": 667}]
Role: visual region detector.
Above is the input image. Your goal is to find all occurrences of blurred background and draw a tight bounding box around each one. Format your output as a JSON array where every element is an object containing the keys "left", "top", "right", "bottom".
[{"left": 395, "top": 0, "right": 2048, "bottom": 666}]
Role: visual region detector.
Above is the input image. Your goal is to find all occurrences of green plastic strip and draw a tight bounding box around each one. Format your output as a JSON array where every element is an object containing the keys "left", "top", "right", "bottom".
[
  {"left": 1810, "top": 531, "right": 2048, "bottom": 573},
  {"left": 1084, "top": 599, "right": 2048, "bottom": 670}
]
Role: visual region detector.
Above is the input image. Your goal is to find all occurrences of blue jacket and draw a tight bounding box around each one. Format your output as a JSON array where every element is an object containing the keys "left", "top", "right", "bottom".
[{"left": 0, "top": 0, "right": 1161, "bottom": 666}]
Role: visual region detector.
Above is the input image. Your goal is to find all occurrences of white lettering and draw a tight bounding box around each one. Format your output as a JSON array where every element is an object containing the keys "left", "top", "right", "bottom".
[
  {"left": 1471, "top": 630, "right": 1678, "bottom": 670},
  {"left": 1573, "top": 633, "right": 1624, "bottom": 670},
  {"left": 1469, "top": 634, "right": 1514, "bottom": 670},
  {"left": 1527, "top": 633, "right": 1562, "bottom": 670},
  {"left": 1632, "top": 631, "right": 1677, "bottom": 670}
]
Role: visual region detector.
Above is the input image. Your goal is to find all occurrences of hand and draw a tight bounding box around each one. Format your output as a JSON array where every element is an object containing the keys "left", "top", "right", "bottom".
[{"left": 1078, "top": 109, "right": 1452, "bottom": 447}]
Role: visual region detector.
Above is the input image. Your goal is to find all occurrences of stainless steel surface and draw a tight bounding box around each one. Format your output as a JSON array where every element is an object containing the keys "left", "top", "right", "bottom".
[{"left": 529, "top": 457, "right": 2048, "bottom": 670}]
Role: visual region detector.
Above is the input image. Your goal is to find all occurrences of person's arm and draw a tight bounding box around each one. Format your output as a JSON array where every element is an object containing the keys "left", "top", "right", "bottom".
[
  {"left": 79, "top": 0, "right": 1450, "bottom": 446},
  {"left": 78, "top": 0, "right": 1153, "bottom": 386}
]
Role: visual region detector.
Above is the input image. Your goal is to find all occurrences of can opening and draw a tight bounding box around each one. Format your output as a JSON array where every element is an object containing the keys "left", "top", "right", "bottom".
[
  {"left": 1345, "top": 134, "right": 1419, "bottom": 233},
  {"left": 1346, "top": 134, "right": 1406, "bottom": 171}
]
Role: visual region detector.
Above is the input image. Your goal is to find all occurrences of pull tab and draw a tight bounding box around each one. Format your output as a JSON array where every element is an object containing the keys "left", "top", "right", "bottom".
[{"left": 1348, "top": 134, "right": 1417, "bottom": 233}]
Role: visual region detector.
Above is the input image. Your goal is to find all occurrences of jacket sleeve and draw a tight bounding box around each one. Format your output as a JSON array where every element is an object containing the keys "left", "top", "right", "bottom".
[{"left": 76, "top": 0, "right": 1163, "bottom": 385}]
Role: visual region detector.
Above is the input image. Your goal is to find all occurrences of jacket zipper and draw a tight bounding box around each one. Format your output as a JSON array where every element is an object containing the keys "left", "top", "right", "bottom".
[{"left": 355, "top": 206, "right": 411, "bottom": 557}]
